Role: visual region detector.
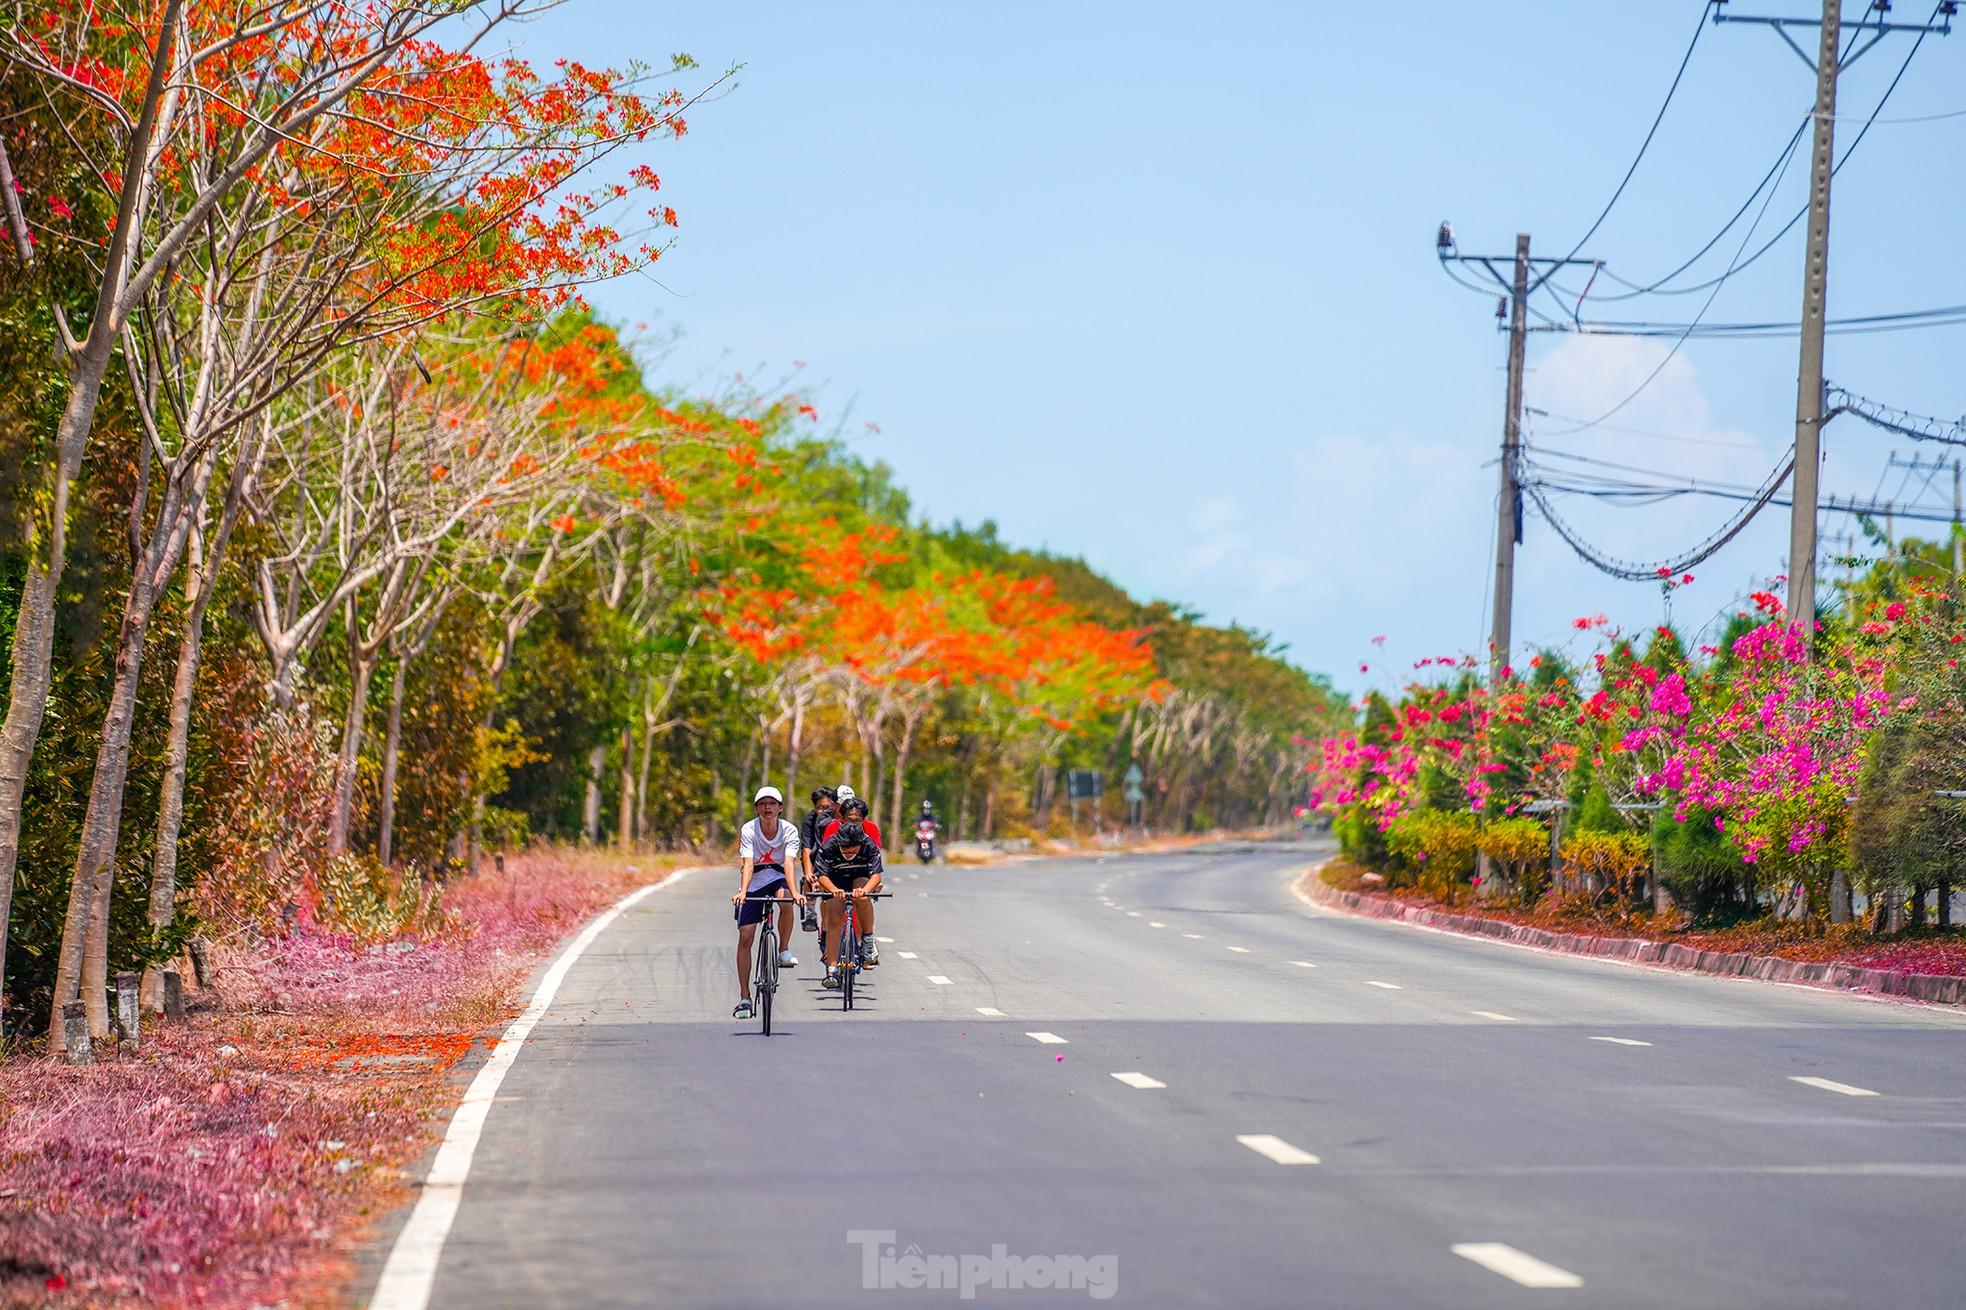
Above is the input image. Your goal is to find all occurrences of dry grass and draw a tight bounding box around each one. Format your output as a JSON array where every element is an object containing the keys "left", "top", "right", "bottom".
[{"left": 0, "top": 848, "right": 686, "bottom": 1310}]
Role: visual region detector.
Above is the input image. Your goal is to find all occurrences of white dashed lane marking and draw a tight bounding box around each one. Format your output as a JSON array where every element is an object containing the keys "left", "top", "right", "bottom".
[
  {"left": 1289, "top": 961, "right": 1317, "bottom": 969},
  {"left": 1451, "top": 1243, "right": 1583, "bottom": 1289},
  {"left": 927, "top": 975, "right": 954, "bottom": 986},
  {"left": 897, "top": 951, "right": 919, "bottom": 959},
  {"left": 1110, "top": 1072, "right": 1167, "bottom": 1089},
  {"left": 876, "top": 936, "right": 895, "bottom": 943},
  {"left": 1791, "top": 1076, "right": 1879, "bottom": 1097},
  {"left": 1470, "top": 1011, "right": 1518, "bottom": 1022},
  {"left": 1589, "top": 1037, "right": 1652, "bottom": 1047},
  {"left": 1026, "top": 1032, "right": 1068, "bottom": 1045},
  {"left": 1236, "top": 1135, "right": 1320, "bottom": 1165},
  {"left": 1227, "top": 946, "right": 1252, "bottom": 954},
  {"left": 975, "top": 1007, "right": 1006, "bottom": 1017},
  {"left": 1148, "top": 921, "right": 1166, "bottom": 928},
  {"left": 1363, "top": 981, "right": 1403, "bottom": 990},
  {"left": 1126, "top": 911, "right": 1143, "bottom": 918},
  {"left": 1182, "top": 933, "right": 1204, "bottom": 939}
]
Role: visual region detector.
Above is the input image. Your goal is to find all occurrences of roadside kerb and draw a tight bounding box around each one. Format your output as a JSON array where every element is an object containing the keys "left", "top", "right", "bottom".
[{"left": 1301, "top": 862, "right": 1966, "bottom": 1007}]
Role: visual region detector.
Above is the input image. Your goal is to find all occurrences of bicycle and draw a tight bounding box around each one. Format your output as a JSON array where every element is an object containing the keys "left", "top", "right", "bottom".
[
  {"left": 737, "top": 890, "right": 798, "bottom": 1035},
  {"left": 825, "top": 889, "right": 891, "bottom": 1012}
]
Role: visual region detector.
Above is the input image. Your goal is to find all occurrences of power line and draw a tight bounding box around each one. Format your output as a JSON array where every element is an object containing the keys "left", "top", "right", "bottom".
[
  {"left": 1558, "top": 6, "right": 1939, "bottom": 307},
  {"left": 1554, "top": 1, "right": 1717, "bottom": 265},
  {"left": 1520, "top": 445, "right": 1797, "bottom": 580},
  {"left": 1828, "top": 384, "right": 1966, "bottom": 446},
  {"left": 1575, "top": 300, "right": 1966, "bottom": 338},
  {"left": 1537, "top": 120, "right": 1805, "bottom": 436}
]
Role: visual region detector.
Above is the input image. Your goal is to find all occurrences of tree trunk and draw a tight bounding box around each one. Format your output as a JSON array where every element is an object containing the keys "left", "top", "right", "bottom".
[
  {"left": 51, "top": 558, "right": 167, "bottom": 1044},
  {"left": 145, "top": 426, "right": 258, "bottom": 1011},
  {"left": 144, "top": 569, "right": 213, "bottom": 1011},
  {"left": 983, "top": 786, "right": 996, "bottom": 841},
  {"left": 635, "top": 703, "right": 657, "bottom": 846},
  {"left": 377, "top": 656, "right": 407, "bottom": 866},
  {"left": 582, "top": 742, "right": 606, "bottom": 845},
  {"left": 889, "top": 711, "right": 922, "bottom": 840},
  {"left": 327, "top": 650, "right": 375, "bottom": 857},
  {"left": 784, "top": 693, "right": 806, "bottom": 816},
  {"left": 617, "top": 726, "right": 634, "bottom": 850},
  {"left": 3, "top": 344, "right": 115, "bottom": 1033},
  {"left": 869, "top": 726, "right": 886, "bottom": 821}
]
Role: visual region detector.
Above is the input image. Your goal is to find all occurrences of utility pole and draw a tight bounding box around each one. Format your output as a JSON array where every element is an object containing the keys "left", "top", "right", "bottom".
[
  {"left": 1714, "top": 0, "right": 1958, "bottom": 633},
  {"left": 1437, "top": 230, "right": 1597, "bottom": 681},
  {"left": 1788, "top": 0, "right": 1840, "bottom": 636},
  {"left": 1953, "top": 458, "right": 1963, "bottom": 582},
  {"left": 1491, "top": 234, "right": 1530, "bottom": 681}
]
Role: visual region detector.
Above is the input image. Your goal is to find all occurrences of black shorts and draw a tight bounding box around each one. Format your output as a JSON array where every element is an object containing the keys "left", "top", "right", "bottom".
[
  {"left": 821, "top": 874, "right": 873, "bottom": 896},
  {"left": 736, "top": 876, "right": 789, "bottom": 926}
]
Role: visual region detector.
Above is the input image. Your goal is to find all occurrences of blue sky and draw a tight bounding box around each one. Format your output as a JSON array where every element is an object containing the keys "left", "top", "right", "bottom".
[{"left": 504, "top": 2, "right": 1966, "bottom": 695}]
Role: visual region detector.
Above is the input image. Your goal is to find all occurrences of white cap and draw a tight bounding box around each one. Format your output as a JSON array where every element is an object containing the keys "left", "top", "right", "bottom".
[
  {"left": 753, "top": 786, "right": 783, "bottom": 804},
  {"left": 836, "top": 784, "right": 856, "bottom": 802}
]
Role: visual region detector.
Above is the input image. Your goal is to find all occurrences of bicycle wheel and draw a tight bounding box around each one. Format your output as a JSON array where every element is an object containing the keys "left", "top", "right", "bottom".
[
  {"left": 760, "top": 964, "right": 774, "bottom": 1034},
  {"left": 841, "top": 924, "right": 856, "bottom": 1012}
]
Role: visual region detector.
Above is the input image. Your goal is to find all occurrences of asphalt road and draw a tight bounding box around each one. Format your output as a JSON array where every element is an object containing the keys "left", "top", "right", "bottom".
[{"left": 399, "top": 842, "right": 1966, "bottom": 1309}]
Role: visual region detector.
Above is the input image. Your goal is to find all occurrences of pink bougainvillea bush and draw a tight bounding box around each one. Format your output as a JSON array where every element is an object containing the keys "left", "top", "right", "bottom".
[
  {"left": 0, "top": 850, "right": 680, "bottom": 1310},
  {"left": 1313, "top": 578, "right": 1966, "bottom": 933}
]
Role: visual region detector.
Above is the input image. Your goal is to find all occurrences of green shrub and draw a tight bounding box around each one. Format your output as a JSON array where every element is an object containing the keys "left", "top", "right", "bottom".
[
  {"left": 317, "top": 853, "right": 447, "bottom": 944},
  {"left": 1561, "top": 830, "right": 1651, "bottom": 916},
  {"left": 1480, "top": 816, "right": 1551, "bottom": 903},
  {"left": 1387, "top": 809, "right": 1479, "bottom": 895},
  {"left": 1652, "top": 806, "right": 1751, "bottom": 921}
]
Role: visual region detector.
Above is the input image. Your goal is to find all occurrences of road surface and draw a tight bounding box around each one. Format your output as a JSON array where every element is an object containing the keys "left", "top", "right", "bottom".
[{"left": 384, "top": 842, "right": 1966, "bottom": 1308}]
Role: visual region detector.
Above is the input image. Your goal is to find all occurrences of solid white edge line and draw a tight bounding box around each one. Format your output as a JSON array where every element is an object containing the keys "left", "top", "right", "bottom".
[
  {"left": 368, "top": 868, "right": 692, "bottom": 1310},
  {"left": 1791, "top": 1075, "right": 1879, "bottom": 1097},
  {"left": 1026, "top": 1031, "right": 1068, "bottom": 1044},
  {"left": 1235, "top": 1134, "right": 1320, "bottom": 1165},
  {"left": 1111, "top": 1071, "right": 1167, "bottom": 1089},
  {"left": 1451, "top": 1242, "right": 1583, "bottom": 1289}
]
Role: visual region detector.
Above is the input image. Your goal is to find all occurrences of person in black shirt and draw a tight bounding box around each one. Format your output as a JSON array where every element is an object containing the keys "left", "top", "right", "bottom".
[
  {"left": 797, "top": 786, "right": 836, "bottom": 934},
  {"left": 814, "top": 821, "right": 885, "bottom": 989}
]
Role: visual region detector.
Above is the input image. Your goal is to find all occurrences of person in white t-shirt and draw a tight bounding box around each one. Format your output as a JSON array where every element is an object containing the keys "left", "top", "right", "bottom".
[{"left": 732, "top": 786, "right": 805, "bottom": 1020}]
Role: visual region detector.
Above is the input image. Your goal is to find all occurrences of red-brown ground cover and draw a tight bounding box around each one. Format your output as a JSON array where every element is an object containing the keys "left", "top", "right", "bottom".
[
  {"left": 1318, "top": 860, "right": 1966, "bottom": 979},
  {"left": 0, "top": 850, "right": 683, "bottom": 1310}
]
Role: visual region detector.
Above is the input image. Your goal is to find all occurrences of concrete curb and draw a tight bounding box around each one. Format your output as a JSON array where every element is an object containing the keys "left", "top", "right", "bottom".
[{"left": 1301, "top": 864, "right": 1966, "bottom": 1008}]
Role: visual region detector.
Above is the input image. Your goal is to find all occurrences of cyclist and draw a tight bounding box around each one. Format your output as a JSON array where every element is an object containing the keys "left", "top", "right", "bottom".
[
  {"left": 798, "top": 786, "right": 837, "bottom": 934},
  {"left": 814, "top": 819, "right": 886, "bottom": 988},
  {"left": 732, "top": 786, "right": 805, "bottom": 1021},
  {"left": 820, "top": 794, "right": 883, "bottom": 961}
]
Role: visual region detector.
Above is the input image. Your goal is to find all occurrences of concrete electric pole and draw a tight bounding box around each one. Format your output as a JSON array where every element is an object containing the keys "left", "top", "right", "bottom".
[
  {"left": 1713, "top": 0, "right": 1958, "bottom": 632},
  {"left": 1491, "top": 235, "right": 1531, "bottom": 682}
]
